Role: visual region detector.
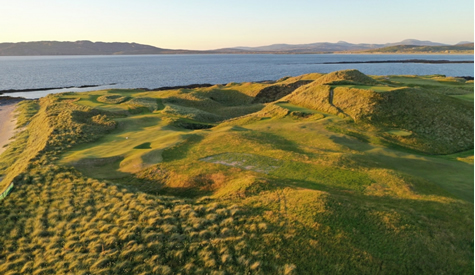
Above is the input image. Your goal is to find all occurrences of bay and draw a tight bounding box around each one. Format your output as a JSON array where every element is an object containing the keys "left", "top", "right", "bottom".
[{"left": 0, "top": 54, "right": 473, "bottom": 99}]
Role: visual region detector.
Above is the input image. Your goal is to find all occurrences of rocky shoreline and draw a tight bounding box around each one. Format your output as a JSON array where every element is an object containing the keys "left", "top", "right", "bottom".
[{"left": 0, "top": 96, "right": 25, "bottom": 104}]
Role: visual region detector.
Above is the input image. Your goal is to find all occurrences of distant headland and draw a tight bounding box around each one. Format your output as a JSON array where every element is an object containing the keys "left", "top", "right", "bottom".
[{"left": 0, "top": 39, "right": 472, "bottom": 56}]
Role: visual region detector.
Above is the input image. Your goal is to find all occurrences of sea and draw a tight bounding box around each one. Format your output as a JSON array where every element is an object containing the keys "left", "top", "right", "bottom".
[{"left": 0, "top": 54, "right": 473, "bottom": 99}]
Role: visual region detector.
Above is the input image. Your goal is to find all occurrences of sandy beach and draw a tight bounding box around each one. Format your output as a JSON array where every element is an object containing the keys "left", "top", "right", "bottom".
[{"left": 0, "top": 101, "right": 19, "bottom": 156}]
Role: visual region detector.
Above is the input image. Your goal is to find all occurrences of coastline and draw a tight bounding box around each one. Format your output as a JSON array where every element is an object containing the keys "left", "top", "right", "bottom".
[
  {"left": 0, "top": 100, "right": 20, "bottom": 155},
  {"left": 0, "top": 51, "right": 473, "bottom": 56}
]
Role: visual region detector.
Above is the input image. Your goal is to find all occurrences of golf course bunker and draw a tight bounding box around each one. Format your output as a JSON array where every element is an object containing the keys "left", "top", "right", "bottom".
[
  {"left": 201, "top": 152, "right": 282, "bottom": 174},
  {"left": 97, "top": 94, "right": 129, "bottom": 104}
]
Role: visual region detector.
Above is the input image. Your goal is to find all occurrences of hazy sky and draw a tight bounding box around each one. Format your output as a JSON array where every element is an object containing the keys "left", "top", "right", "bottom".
[{"left": 2, "top": 0, "right": 473, "bottom": 50}]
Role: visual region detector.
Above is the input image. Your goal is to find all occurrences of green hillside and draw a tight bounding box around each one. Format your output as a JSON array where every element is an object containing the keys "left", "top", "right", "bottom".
[{"left": 0, "top": 70, "right": 473, "bottom": 274}]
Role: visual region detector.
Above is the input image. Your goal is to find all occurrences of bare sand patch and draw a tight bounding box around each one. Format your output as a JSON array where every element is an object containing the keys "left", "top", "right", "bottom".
[{"left": 0, "top": 102, "right": 19, "bottom": 155}]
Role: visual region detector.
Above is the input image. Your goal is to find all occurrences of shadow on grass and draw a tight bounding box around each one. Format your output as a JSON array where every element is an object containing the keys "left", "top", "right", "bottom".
[
  {"left": 328, "top": 131, "right": 473, "bottom": 202},
  {"left": 357, "top": 153, "right": 473, "bottom": 202},
  {"left": 73, "top": 155, "right": 130, "bottom": 180},
  {"left": 197, "top": 89, "right": 256, "bottom": 106},
  {"left": 133, "top": 142, "right": 152, "bottom": 149},
  {"left": 162, "top": 134, "right": 204, "bottom": 162},
  {"left": 241, "top": 131, "right": 308, "bottom": 155},
  {"left": 115, "top": 116, "right": 162, "bottom": 134},
  {"left": 329, "top": 134, "right": 373, "bottom": 151}
]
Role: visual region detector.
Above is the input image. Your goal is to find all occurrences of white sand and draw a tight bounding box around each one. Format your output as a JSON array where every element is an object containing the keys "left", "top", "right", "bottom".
[{"left": 0, "top": 102, "right": 19, "bottom": 156}]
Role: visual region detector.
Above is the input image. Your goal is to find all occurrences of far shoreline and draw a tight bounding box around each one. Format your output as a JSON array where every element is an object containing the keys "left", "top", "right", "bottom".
[{"left": 0, "top": 52, "right": 473, "bottom": 57}]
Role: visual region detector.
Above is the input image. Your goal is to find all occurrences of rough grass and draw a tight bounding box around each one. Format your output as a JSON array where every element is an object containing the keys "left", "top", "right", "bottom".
[
  {"left": 0, "top": 70, "right": 472, "bottom": 274},
  {"left": 15, "top": 100, "right": 40, "bottom": 127},
  {"left": 252, "top": 80, "right": 313, "bottom": 103},
  {"left": 284, "top": 84, "right": 381, "bottom": 121},
  {"left": 312, "top": 69, "right": 380, "bottom": 86},
  {"left": 0, "top": 165, "right": 289, "bottom": 274},
  {"left": 125, "top": 97, "right": 160, "bottom": 112},
  {"left": 333, "top": 84, "right": 397, "bottom": 92},
  {"left": 285, "top": 72, "right": 473, "bottom": 154}
]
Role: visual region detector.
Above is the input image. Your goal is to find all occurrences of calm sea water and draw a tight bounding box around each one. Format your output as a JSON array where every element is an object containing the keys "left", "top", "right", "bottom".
[{"left": 0, "top": 54, "right": 473, "bottom": 99}]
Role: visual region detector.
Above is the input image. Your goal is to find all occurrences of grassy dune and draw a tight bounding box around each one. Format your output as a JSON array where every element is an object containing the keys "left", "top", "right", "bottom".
[{"left": 0, "top": 70, "right": 472, "bottom": 274}]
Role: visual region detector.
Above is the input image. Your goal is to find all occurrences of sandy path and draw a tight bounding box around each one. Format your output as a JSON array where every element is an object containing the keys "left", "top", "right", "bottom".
[{"left": 0, "top": 102, "right": 19, "bottom": 155}]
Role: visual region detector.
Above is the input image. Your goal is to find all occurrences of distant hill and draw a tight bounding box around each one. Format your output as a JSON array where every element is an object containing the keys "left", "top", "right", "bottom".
[
  {"left": 457, "top": 41, "right": 474, "bottom": 45},
  {"left": 0, "top": 41, "right": 206, "bottom": 56},
  {"left": 0, "top": 39, "right": 470, "bottom": 56},
  {"left": 359, "top": 43, "right": 474, "bottom": 54},
  {"left": 384, "top": 39, "right": 447, "bottom": 47},
  {"left": 220, "top": 39, "right": 450, "bottom": 53}
]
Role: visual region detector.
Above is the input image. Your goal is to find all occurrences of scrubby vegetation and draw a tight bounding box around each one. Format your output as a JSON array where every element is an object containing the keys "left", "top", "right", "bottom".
[
  {"left": 1, "top": 165, "right": 285, "bottom": 274},
  {"left": 0, "top": 70, "right": 473, "bottom": 274}
]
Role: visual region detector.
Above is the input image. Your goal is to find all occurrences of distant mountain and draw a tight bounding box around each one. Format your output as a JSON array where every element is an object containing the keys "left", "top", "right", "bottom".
[
  {"left": 0, "top": 41, "right": 206, "bottom": 56},
  {"left": 0, "top": 39, "right": 469, "bottom": 56},
  {"left": 219, "top": 39, "right": 451, "bottom": 53},
  {"left": 384, "top": 39, "right": 447, "bottom": 47},
  {"left": 456, "top": 41, "right": 474, "bottom": 45},
  {"left": 228, "top": 41, "right": 384, "bottom": 53}
]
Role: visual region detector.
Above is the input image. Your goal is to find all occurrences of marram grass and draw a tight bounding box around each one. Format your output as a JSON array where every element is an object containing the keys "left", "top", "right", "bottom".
[{"left": 0, "top": 70, "right": 472, "bottom": 274}]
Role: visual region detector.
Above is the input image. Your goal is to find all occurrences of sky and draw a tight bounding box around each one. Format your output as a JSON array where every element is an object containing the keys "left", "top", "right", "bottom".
[{"left": 2, "top": 0, "right": 474, "bottom": 50}]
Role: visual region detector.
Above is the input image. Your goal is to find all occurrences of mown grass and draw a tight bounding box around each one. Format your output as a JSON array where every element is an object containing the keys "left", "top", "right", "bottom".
[
  {"left": 450, "top": 93, "right": 474, "bottom": 102},
  {"left": 0, "top": 70, "right": 472, "bottom": 274},
  {"left": 60, "top": 113, "right": 187, "bottom": 175},
  {"left": 387, "top": 75, "right": 474, "bottom": 89}
]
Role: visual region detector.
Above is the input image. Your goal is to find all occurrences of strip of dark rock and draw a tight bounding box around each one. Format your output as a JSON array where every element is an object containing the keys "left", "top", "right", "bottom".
[
  {"left": 457, "top": 76, "right": 474, "bottom": 80},
  {"left": 0, "top": 96, "right": 27, "bottom": 105},
  {"left": 140, "top": 83, "right": 215, "bottom": 91}
]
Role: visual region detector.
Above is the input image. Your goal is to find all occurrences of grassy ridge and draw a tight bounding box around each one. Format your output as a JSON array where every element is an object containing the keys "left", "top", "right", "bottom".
[
  {"left": 285, "top": 71, "right": 473, "bottom": 154},
  {"left": 0, "top": 70, "right": 472, "bottom": 274}
]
